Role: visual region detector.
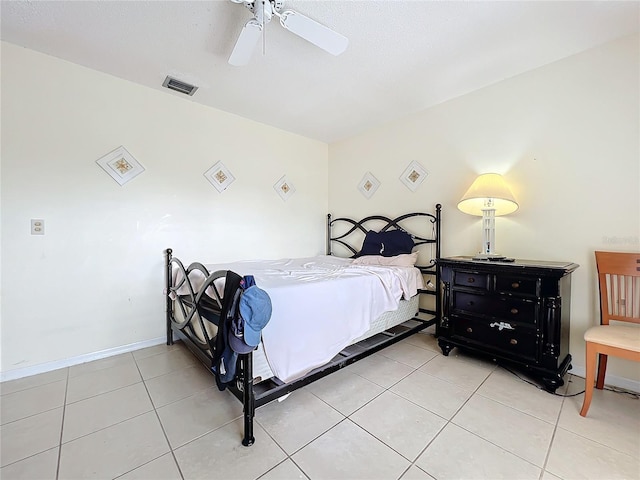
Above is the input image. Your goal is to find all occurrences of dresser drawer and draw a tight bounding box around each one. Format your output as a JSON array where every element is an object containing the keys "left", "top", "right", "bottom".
[
  {"left": 451, "top": 317, "right": 537, "bottom": 361},
  {"left": 452, "top": 270, "right": 490, "bottom": 290},
  {"left": 453, "top": 291, "right": 537, "bottom": 324},
  {"left": 495, "top": 275, "right": 539, "bottom": 296}
]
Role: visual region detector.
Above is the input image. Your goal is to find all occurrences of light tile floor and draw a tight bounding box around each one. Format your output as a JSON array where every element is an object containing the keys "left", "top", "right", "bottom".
[{"left": 1, "top": 331, "right": 639, "bottom": 480}]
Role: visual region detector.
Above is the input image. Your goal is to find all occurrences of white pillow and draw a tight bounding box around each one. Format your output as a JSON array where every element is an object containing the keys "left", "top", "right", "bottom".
[{"left": 352, "top": 252, "right": 418, "bottom": 267}]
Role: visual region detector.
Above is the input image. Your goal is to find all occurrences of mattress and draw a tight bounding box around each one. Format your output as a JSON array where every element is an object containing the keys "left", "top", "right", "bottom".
[
  {"left": 254, "top": 294, "right": 419, "bottom": 382},
  {"left": 175, "top": 294, "right": 419, "bottom": 384},
  {"left": 173, "top": 255, "right": 424, "bottom": 383}
]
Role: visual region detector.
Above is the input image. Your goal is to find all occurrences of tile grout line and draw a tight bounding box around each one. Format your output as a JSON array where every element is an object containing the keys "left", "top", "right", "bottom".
[
  {"left": 178, "top": 336, "right": 442, "bottom": 475},
  {"left": 553, "top": 375, "right": 640, "bottom": 460},
  {"left": 255, "top": 391, "right": 348, "bottom": 459},
  {"left": 55, "top": 367, "right": 70, "bottom": 480},
  {"left": 305, "top": 350, "right": 451, "bottom": 477},
  {"left": 404, "top": 364, "right": 495, "bottom": 479},
  {"left": 0, "top": 381, "right": 68, "bottom": 428},
  {"left": 135, "top": 353, "right": 186, "bottom": 480},
  {"left": 538, "top": 373, "right": 577, "bottom": 480},
  {"left": 10, "top": 339, "right": 634, "bottom": 479},
  {"left": 344, "top": 351, "right": 447, "bottom": 468},
  {"left": 455, "top": 368, "right": 577, "bottom": 478},
  {"left": 0, "top": 375, "right": 65, "bottom": 397},
  {"left": 257, "top": 373, "right": 412, "bottom": 477}
]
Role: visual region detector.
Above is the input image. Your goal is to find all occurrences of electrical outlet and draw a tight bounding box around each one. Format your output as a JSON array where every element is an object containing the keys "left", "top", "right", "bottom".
[{"left": 31, "top": 219, "right": 45, "bottom": 235}]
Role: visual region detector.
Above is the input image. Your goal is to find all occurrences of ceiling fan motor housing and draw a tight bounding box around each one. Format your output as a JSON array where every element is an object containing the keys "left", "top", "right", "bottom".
[{"left": 232, "top": 0, "right": 283, "bottom": 18}]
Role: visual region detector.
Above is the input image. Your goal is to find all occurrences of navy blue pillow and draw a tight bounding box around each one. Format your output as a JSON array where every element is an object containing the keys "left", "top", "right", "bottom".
[{"left": 359, "top": 230, "right": 414, "bottom": 257}]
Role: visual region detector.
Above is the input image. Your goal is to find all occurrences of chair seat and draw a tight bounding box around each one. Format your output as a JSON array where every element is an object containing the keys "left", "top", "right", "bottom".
[{"left": 584, "top": 325, "right": 640, "bottom": 351}]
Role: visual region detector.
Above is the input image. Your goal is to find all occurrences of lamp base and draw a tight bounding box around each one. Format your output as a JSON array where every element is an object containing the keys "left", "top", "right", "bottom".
[{"left": 472, "top": 253, "right": 507, "bottom": 261}]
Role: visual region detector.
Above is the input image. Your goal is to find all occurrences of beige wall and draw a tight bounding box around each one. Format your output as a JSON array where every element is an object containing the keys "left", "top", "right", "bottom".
[
  {"left": 328, "top": 34, "right": 640, "bottom": 388},
  {"left": 1, "top": 42, "right": 328, "bottom": 378}
]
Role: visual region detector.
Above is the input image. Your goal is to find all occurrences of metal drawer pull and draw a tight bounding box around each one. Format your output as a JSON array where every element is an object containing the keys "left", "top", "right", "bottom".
[
  {"left": 466, "top": 327, "right": 473, "bottom": 333},
  {"left": 511, "top": 282, "right": 520, "bottom": 288},
  {"left": 489, "top": 321, "right": 514, "bottom": 331},
  {"left": 510, "top": 339, "right": 518, "bottom": 345},
  {"left": 510, "top": 308, "right": 519, "bottom": 315},
  {"left": 468, "top": 278, "right": 475, "bottom": 284}
]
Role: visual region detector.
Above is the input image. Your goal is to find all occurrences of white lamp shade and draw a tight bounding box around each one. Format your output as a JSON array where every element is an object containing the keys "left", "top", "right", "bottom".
[{"left": 457, "top": 173, "right": 518, "bottom": 216}]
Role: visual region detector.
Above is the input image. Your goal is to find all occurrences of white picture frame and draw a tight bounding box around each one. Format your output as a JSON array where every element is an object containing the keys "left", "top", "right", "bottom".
[
  {"left": 273, "top": 175, "right": 296, "bottom": 201},
  {"left": 204, "top": 161, "right": 236, "bottom": 193},
  {"left": 357, "top": 172, "right": 380, "bottom": 199},
  {"left": 96, "top": 146, "right": 145, "bottom": 186},
  {"left": 400, "top": 161, "right": 428, "bottom": 192}
]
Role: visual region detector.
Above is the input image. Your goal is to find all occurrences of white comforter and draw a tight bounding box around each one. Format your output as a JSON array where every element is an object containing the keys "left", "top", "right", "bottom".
[{"left": 175, "top": 255, "right": 424, "bottom": 383}]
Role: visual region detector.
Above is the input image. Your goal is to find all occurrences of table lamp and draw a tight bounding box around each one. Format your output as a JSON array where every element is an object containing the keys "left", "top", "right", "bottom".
[{"left": 457, "top": 173, "right": 518, "bottom": 260}]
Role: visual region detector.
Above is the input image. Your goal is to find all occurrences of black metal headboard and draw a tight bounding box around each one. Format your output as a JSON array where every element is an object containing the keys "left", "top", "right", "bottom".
[
  {"left": 326, "top": 204, "right": 441, "bottom": 264},
  {"left": 326, "top": 204, "right": 442, "bottom": 322}
]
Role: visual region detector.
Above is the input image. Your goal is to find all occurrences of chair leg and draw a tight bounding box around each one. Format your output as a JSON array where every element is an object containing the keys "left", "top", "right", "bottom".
[
  {"left": 580, "top": 342, "right": 597, "bottom": 417},
  {"left": 595, "top": 353, "right": 607, "bottom": 389}
]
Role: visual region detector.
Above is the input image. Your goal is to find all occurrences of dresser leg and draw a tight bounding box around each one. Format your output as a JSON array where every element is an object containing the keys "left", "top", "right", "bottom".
[
  {"left": 541, "top": 375, "right": 564, "bottom": 393},
  {"left": 438, "top": 339, "right": 454, "bottom": 356}
]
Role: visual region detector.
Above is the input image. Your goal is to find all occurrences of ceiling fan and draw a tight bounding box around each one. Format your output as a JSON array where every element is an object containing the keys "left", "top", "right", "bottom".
[{"left": 228, "top": 0, "right": 349, "bottom": 66}]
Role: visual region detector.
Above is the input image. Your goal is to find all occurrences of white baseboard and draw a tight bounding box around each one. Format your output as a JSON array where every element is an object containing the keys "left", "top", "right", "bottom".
[
  {"left": 0, "top": 336, "right": 167, "bottom": 383},
  {"left": 569, "top": 365, "right": 640, "bottom": 393}
]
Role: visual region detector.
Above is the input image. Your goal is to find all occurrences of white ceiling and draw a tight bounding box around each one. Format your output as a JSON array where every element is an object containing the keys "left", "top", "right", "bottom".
[{"left": 2, "top": 1, "right": 638, "bottom": 143}]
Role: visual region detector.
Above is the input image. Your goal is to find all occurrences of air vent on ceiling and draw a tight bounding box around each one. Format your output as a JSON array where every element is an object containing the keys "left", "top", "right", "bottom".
[{"left": 162, "top": 76, "right": 198, "bottom": 96}]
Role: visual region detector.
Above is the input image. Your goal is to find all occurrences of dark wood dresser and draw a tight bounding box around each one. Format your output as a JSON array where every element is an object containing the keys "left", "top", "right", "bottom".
[{"left": 438, "top": 256, "right": 579, "bottom": 392}]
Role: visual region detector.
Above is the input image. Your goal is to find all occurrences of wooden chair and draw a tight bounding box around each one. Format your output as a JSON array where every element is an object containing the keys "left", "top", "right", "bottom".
[{"left": 580, "top": 251, "right": 640, "bottom": 417}]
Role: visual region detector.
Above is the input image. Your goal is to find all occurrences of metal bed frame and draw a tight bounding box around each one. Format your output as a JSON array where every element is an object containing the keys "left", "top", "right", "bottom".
[{"left": 164, "top": 204, "right": 441, "bottom": 446}]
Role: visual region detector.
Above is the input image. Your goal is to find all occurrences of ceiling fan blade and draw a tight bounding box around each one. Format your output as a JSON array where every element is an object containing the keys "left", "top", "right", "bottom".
[
  {"left": 278, "top": 10, "right": 348, "bottom": 56},
  {"left": 229, "top": 20, "right": 262, "bottom": 66}
]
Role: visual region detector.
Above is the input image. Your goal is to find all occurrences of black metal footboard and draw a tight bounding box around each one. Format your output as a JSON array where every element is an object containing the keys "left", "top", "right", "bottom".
[
  {"left": 163, "top": 204, "right": 442, "bottom": 447},
  {"left": 165, "top": 248, "right": 225, "bottom": 352},
  {"left": 165, "top": 247, "right": 258, "bottom": 445}
]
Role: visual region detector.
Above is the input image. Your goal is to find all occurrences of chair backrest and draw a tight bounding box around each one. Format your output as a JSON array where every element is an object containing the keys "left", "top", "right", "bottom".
[{"left": 595, "top": 251, "right": 640, "bottom": 326}]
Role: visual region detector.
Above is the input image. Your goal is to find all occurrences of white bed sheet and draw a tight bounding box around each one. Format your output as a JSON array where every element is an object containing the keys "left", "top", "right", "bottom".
[{"left": 175, "top": 255, "right": 424, "bottom": 383}]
